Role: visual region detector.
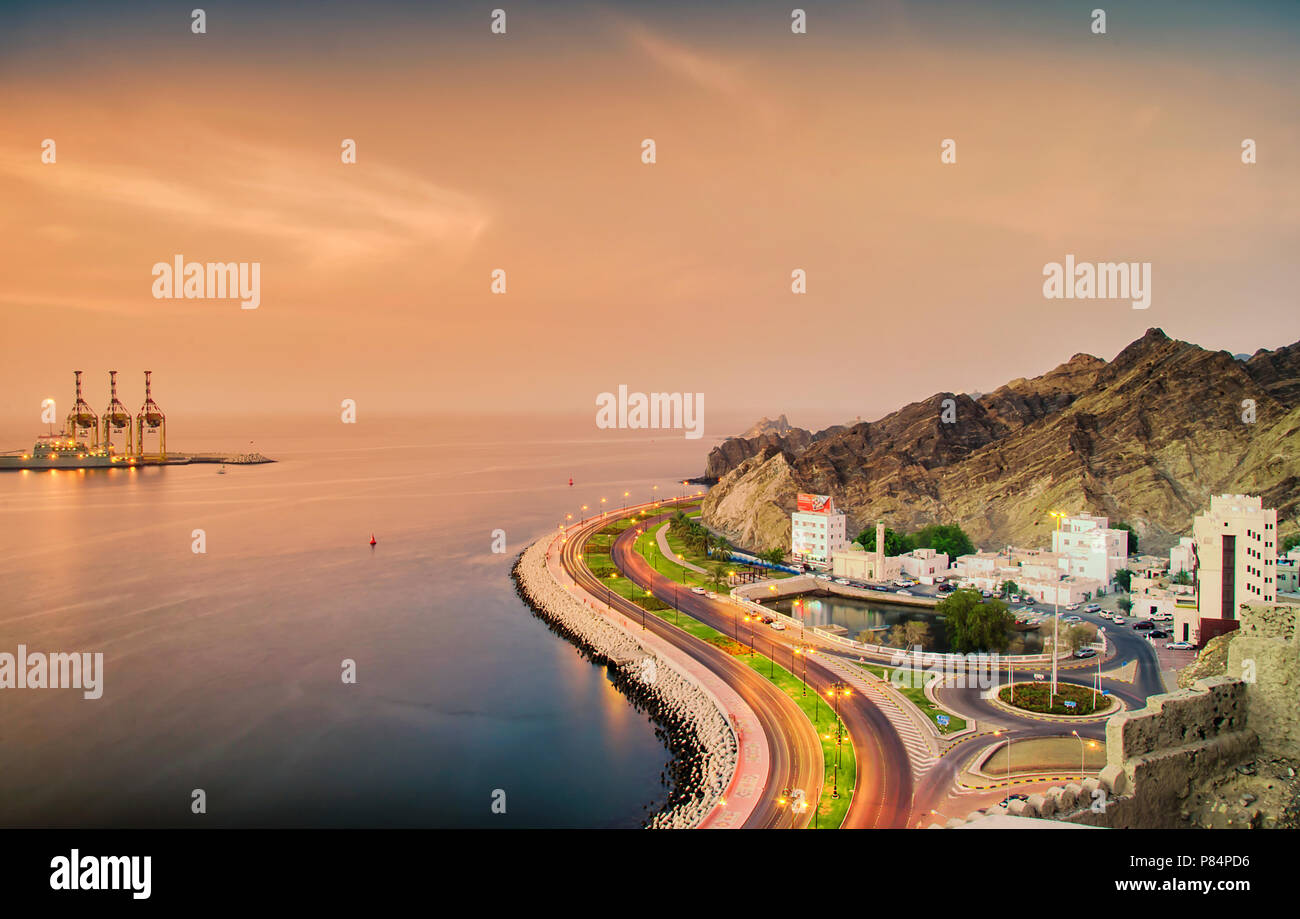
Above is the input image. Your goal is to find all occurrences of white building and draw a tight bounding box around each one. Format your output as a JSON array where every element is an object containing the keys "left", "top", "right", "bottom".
[
  {"left": 790, "top": 493, "right": 847, "bottom": 568},
  {"left": 1051, "top": 513, "right": 1128, "bottom": 584},
  {"left": 831, "top": 522, "right": 901, "bottom": 581},
  {"left": 1169, "top": 537, "right": 1196, "bottom": 577},
  {"left": 1175, "top": 495, "right": 1278, "bottom": 646},
  {"left": 898, "top": 547, "right": 949, "bottom": 580},
  {"left": 1277, "top": 547, "right": 1300, "bottom": 595}
]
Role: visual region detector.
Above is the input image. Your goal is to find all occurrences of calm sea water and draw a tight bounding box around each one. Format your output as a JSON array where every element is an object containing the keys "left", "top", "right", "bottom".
[{"left": 0, "top": 412, "right": 731, "bottom": 827}]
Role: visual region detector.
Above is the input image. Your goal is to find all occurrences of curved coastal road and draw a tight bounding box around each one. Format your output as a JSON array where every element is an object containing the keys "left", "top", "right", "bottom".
[
  {"left": 561, "top": 510, "right": 823, "bottom": 828},
  {"left": 609, "top": 513, "right": 915, "bottom": 828}
]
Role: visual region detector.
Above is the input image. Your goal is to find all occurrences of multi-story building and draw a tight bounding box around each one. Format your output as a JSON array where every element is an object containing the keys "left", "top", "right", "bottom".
[
  {"left": 790, "top": 493, "right": 847, "bottom": 568},
  {"left": 1277, "top": 547, "right": 1300, "bottom": 595},
  {"left": 1051, "top": 512, "right": 1128, "bottom": 584},
  {"left": 1176, "top": 495, "right": 1278, "bottom": 646},
  {"left": 1169, "top": 537, "right": 1196, "bottom": 577}
]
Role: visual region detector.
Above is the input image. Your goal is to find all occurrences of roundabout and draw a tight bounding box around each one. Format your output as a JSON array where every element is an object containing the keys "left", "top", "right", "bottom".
[{"left": 991, "top": 681, "right": 1123, "bottom": 721}]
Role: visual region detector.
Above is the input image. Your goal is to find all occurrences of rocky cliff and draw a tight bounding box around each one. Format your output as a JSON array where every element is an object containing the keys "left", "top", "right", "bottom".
[{"left": 702, "top": 329, "right": 1300, "bottom": 555}]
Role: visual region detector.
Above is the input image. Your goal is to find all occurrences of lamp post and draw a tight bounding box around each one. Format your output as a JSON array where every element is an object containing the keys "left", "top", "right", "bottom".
[
  {"left": 1071, "top": 727, "right": 1092, "bottom": 779},
  {"left": 825, "top": 681, "right": 850, "bottom": 798},
  {"left": 994, "top": 729, "right": 1013, "bottom": 788},
  {"left": 1048, "top": 510, "right": 1068, "bottom": 700}
]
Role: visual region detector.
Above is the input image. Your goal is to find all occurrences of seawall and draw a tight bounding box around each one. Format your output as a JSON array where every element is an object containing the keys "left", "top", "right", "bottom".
[{"left": 511, "top": 536, "right": 738, "bottom": 829}]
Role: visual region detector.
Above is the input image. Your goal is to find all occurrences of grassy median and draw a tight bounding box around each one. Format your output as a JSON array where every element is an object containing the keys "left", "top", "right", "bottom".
[{"left": 581, "top": 510, "right": 854, "bottom": 827}]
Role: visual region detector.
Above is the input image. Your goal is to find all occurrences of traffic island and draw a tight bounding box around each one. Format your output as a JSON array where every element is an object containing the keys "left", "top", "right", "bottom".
[{"left": 991, "top": 682, "right": 1123, "bottom": 721}]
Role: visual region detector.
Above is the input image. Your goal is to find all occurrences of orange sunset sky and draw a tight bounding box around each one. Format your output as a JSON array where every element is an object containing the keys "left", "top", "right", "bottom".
[{"left": 1, "top": 0, "right": 1297, "bottom": 430}]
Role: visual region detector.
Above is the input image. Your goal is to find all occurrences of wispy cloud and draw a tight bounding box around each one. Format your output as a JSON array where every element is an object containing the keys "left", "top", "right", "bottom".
[{"left": 0, "top": 135, "right": 490, "bottom": 267}]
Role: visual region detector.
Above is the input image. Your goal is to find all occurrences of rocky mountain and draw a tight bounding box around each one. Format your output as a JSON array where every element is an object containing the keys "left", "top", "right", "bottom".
[
  {"left": 702, "top": 329, "right": 1300, "bottom": 556},
  {"left": 739, "top": 414, "right": 796, "bottom": 439}
]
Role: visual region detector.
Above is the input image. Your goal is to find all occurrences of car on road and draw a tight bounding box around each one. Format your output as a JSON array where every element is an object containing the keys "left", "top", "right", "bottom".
[
  {"left": 1166, "top": 641, "right": 1195, "bottom": 650},
  {"left": 1066, "top": 602, "right": 1082, "bottom": 611},
  {"left": 834, "top": 578, "right": 850, "bottom": 585},
  {"left": 705, "top": 591, "right": 717, "bottom": 599},
  {"left": 690, "top": 586, "right": 706, "bottom": 594},
  {"left": 896, "top": 589, "right": 913, "bottom": 597},
  {"left": 1084, "top": 603, "right": 1102, "bottom": 613},
  {"left": 1073, "top": 648, "right": 1098, "bottom": 659},
  {"left": 1111, "top": 617, "right": 1125, "bottom": 625},
  {"left": 981, "top": 590, "right": 993, "bottom": 598},
  {"left": 769, "top": 620, "right": 787, "bottom": 631},
  {"left": 1063, "top": 615, "right": 1082, "bottom": 623}
]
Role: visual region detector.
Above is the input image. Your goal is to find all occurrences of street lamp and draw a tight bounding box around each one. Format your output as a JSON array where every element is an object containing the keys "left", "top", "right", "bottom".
[
  {"left": 993, "top": 729, "right": 1014, "bottom": 788},
  {"left": 1071, "top": 730, "right": 1098, "bottom": 780},
  {"left": 826, "top": 681, "right": 850, "bottom": 798},
  {"left": 1048, "top": 510, "right": 1068, "bottom": 700}
]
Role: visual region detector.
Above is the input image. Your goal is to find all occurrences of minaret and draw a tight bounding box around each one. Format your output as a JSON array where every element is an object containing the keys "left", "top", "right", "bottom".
[{"left": 875, "top": 522, "right": 885, "bottom": 579}]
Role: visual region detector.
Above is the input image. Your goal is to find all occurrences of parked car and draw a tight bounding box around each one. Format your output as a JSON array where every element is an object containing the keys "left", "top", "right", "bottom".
[
  {"left": 981, "top": 590, "right": 993, "bottom": 598},
  {"left": 1073, "top": 648, "right": 1098, "bottom": 659},
  {"left": 1134, "top": 620, "right": 1154, "bottom": 631},
  {"left": 1148, "top": 630, "right": 1170, "bottom": 639},
  {"left": 938, "top": 583, "right": 955, "bottom": 592},
  {"left": 705, "top": 591, "right": 717, "bottom": 599},
  {"left": 1166, "top": 641, "right": 1195, "bottom": 650}
]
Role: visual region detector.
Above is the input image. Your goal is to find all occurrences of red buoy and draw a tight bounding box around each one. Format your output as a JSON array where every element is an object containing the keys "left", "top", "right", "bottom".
[
  {"left": 568, "top": 477, "right": 573, "bottom": 486},
  {"left": 369, "top": 533, "right": 377, "bottom": 546}
]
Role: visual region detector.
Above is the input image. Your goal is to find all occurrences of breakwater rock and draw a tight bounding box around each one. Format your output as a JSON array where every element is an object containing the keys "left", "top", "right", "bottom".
[{"left": 512, "top": 537, "right": 738, "bottom": 829}]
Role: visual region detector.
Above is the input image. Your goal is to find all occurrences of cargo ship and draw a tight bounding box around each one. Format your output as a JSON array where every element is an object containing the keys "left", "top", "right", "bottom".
[
  {"left": 0, "top": 434, "right": 129, "bottom": 469},
  {"left": 1, "top": 370, "right": 273, "bottom": 471}
]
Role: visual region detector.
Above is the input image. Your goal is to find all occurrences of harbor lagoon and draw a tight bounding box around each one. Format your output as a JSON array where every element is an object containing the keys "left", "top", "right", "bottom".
[{"left": 763, "top": 593, "right": 1045, "bottom": 655}]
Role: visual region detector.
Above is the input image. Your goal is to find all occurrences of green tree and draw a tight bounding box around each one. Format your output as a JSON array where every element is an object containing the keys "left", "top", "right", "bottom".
[
  {"left": 1113, "top": 522, "right": 1139, "bottom": 555},
  {"left": 1282, "top": 533, "right": 1300, "bottom": 554},
  {"left": 710, "top": 536, "right": 733, "bottom": 562},
  {"left": 903, "top": 620, "right": 932, "bottom": 650},
  {"left": 1117, "top": 597, "right": 1133, "bottom": 614},
  {"left": 1171, "top": 569, "right": 1193, "bottom": 586},
  {"left": 938, "top": 589, "right": 1014, "bottom": 653},
  {"left": 707, "top": 560, "right": 729, "bottom": 592},
  {"left": 1114, "top": 568, "right": 1133, "bottom": 592},
  {"left": 1066, "top": 624, "right": 1096, "bottom": 652},
  {"left": 885, "top": 624, "right": 909, "bottom": 649},
  {"left": 854, "top": 526, "right": 914, "bottom": 557},
  {"left": 910, "top": 524, "right": 975, "bottom": 559},
  {"left": 999, "top": 580, "right": 1020, "bottom": 599},
  {"left": 759, "top": 547, "right": 786, "bottom": 568}
]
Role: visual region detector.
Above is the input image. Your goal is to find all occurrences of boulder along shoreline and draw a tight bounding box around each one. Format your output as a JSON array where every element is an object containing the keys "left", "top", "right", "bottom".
[{"left": 511, "top": 537, "right": 737, "bottom": 829}]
